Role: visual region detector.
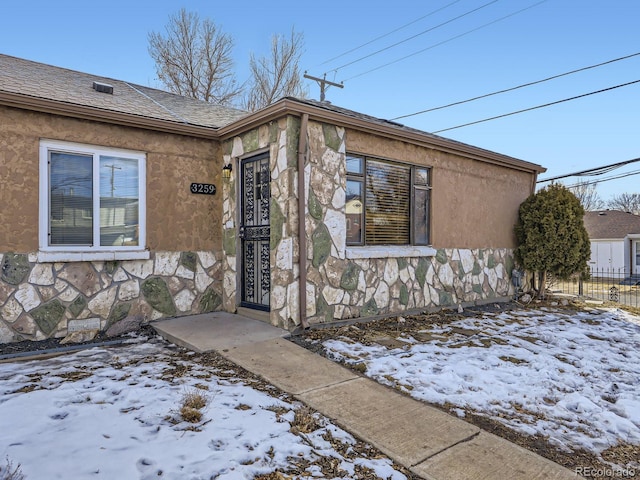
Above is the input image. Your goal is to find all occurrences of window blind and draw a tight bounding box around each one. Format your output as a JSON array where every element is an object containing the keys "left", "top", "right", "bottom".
[
  {"left": 365, "top": 160, "right": 410, "bottom": 245},
  {"left": 49, "top": 152, "right": 93, "bottom": 245}
]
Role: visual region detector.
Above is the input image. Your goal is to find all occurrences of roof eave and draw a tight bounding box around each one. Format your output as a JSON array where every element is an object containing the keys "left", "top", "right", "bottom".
[
  {"left": 1, "top": 91, "right": 547, "bottom": 174},
  {"left": 0, "top": 91, "right": 220, "bottom": 139},
  {"left": 218, "top": 98, "right": 546, "bottom": 174}
]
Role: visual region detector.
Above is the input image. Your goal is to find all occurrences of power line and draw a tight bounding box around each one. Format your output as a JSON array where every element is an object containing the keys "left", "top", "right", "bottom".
[
  {"left": 391, "top": 51, "right": 640, "bottom": 120},
  {"left": 432, "top": 79, "right": 640, "bottom": 133},
  {"left": 563, "top": 168, "right": 640, "bottom": 189},
  {"left": 538, "top": 157, "right": 640, "bottom": 183},
  {"left": 344, "top": 0, "right": 547, "bottom": 82},
  {"left": 318, "top": 0, "right": 464, "bottom": 68},
  {"left": 330, "top": 0, "right": 501, "bottom": 74}
]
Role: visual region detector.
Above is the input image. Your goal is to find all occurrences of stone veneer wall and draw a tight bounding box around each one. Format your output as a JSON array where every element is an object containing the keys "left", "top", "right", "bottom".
[
  {"left": 307, "top": 248, "right": 516, "bottom": 323},
  {"left": 222, "top": 116, "right": 301, "bottom": 329},
  {"left": 221, "top": 116, "right": 517, "bottom": 330},
  {"left": 303, "top": 121, "right": 517, "bottom": 324},
  {"left": 0, "top": 251, "right": 223, "bottom": 343}
]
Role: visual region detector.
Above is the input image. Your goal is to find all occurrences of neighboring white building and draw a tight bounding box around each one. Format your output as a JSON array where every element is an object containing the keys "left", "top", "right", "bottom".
[{"left": 584, "top": 210, "right": 640, "bottom": 276}]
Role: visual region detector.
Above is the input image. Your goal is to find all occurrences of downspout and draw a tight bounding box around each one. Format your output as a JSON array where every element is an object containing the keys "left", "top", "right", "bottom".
[
  {"left": 529, "top": 171, "right": 540, "bottom": 292},
  {"left": 531, "top": 171, "right": 539, "bottom": 195},
  {"left": 297, "top": 114, "right": 310, "bottom": 329}
]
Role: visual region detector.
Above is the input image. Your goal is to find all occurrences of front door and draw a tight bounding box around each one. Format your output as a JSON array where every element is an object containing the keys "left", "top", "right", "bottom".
[
  {"left": 239, "top": 153, "right": 270, "bottom": 311},
  {"left": 634, "top": 240, "right": 640, "bottom": 275}
]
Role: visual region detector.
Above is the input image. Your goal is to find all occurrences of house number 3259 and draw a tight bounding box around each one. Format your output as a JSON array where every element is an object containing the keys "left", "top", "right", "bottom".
[{"left": 190, "top": 183, "right": 216, "bottom": 195}]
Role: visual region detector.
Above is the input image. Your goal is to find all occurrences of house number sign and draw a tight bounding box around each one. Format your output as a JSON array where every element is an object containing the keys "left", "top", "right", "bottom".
[{"left": 190, "top": 183, "right": 216, "bottom": 195}]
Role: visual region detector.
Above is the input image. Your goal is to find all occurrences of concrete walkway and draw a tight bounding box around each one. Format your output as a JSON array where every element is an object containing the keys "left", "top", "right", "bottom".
[{"left": 153, "top": 312, "right": 579, "bottom": 480}]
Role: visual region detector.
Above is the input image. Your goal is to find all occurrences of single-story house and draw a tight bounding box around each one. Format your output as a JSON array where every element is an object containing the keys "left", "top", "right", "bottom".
[
  {"left": 583, "top": 210, "right": 640, "bottom": 276},
  {"left": 0, "top": 53, "right": 546, "bottom": 344}
]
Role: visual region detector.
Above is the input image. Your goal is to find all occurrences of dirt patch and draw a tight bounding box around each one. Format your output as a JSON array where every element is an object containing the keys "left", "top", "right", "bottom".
[{"left": 0, "top": 324, "right": 159, "bottom": 359}]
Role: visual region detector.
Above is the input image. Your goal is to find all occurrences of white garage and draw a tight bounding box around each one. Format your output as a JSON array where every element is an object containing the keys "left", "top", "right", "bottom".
[{"left": 584, "top": 211, "right": 640, "bottom": 277}]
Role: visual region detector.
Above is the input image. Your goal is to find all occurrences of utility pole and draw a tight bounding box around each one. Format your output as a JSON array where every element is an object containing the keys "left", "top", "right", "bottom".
[
  {"left": 104, "top": 164, "right": 122, "bottom": 197},
  {"left": 303, "top": 72, "right": 344, "bottom": 102}
]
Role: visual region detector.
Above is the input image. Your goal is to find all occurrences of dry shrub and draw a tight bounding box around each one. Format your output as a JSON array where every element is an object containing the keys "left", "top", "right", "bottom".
[
  {"left": 290, "top": 406, "right": 321, "bottom": 434},
  {"left": 179, "top": 389, "right": 208, "bottom": 423},
  {"left": 180, "top": 405, "right": 203, "bottom": 423},
  {"left": 0, "top": 457, "right": 25, "bottom": 480}
]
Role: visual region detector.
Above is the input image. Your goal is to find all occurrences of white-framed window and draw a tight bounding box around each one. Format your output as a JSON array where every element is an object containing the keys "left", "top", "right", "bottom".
[{"left": 39, "top": 140, "right": 147, "bottom": 261}]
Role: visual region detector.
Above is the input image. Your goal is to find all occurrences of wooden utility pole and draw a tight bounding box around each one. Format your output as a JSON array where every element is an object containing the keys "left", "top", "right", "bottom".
[
  {"left": 104, "top": 164, "right": 122, "bottom": 197},
  {"left": 303, "top": 72, "right": 343, "bottom": 102}
]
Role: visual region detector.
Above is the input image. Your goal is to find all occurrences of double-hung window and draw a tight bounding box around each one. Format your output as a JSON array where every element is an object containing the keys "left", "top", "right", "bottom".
[
  {"left": 39, "top": 140, "right": 146, "bottom": 260},
  {"left": 346, "top": 154, "right": 431, "bottom": 246}
]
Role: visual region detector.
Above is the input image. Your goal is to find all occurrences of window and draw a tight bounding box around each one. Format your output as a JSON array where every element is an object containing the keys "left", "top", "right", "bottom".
[
  {"left": 346, "top": 154, "right": 431, "bottom": 246},
  {"left": 39, "top": 140, "right": 146, "bottom": 258}
]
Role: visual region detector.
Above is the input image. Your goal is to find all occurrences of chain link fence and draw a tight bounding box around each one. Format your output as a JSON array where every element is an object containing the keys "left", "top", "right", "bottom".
[{"left": 549, "top": 268, "right": 640, "bottom": 309}]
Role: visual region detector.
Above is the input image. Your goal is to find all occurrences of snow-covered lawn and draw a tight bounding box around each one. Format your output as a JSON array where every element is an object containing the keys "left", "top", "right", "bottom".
[
  {"left": 0, "top": 337, "right": 407, "bottom": 480},
  {"left": 319, "top": 307, "right": 640, "bottom": 470}
]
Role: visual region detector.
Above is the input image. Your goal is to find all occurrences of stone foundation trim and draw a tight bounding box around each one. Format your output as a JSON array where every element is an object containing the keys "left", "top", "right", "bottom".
[
  {"left": 346, "top": 246, "right": 437, "bottom": 259},
  {"left": 37, "top": 251, "right": 151, "bottom": 263},
  {"left": 67, "top": 318, "right": 101, "bottom": 332},
  {"left": 305, "top": 247, "right": 516, "bottom": 326},
  {"left": 0, "top": 251, "right": 223, "bottom": 344}
]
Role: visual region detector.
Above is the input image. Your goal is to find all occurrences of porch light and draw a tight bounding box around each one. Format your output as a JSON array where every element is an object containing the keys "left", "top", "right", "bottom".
[{"left": 222, "top": 163, "right": 233, "bottom": 179}]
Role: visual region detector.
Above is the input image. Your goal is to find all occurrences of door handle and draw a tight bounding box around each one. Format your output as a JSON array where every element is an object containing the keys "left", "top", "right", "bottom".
[{"left": 238, "top": 227, "right": 245, "bottom": 239}]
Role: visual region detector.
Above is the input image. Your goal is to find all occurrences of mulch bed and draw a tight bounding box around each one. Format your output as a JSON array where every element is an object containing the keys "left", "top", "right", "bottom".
[{"left": 0, "top": 325, "right": 159, "bottom": 359}]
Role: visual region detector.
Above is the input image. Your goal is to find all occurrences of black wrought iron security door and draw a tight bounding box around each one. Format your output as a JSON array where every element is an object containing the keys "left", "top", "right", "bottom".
[{"left": 240, "top": 153, "right": 270, "bottom": 311}]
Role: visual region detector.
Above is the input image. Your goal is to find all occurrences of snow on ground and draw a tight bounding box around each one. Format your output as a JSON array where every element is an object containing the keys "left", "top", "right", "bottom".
[
  {"left": 0, "top": 337, "right": 406, "bottom": 480},
  {"left": 322, "top": 307, "right": 640, "bottom": 460}
]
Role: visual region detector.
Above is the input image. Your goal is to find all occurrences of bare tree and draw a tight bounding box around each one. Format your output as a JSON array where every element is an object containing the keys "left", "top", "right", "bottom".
[
  {"left": 565, "top": 180, "right": 605, "bottom": 211},
  {"left": 148, "top": 8, "right": 242, "bottom": 105},
  {"left": 607, "top": 192, "right": 640, "bottom": 214},
  {"left": 243, "top": 29, "right": 307, "bottom": 112}
]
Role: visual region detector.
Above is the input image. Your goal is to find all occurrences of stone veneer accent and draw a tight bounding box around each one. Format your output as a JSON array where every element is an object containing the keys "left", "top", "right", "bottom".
[
  {"left": 303, "top": 122, "right": 516, "bottom": 324},
  {"left": 221, "top": 116, "right": 517, "bottom": 330},
  {"left": 222, "top": 117, "right": 301, "bottom": 329},
  {"left": 0, "top": 251, "right": 223, "bottom": 343},
  {"left": 307, "top": 248, "right": 515, "bottom": 323}
]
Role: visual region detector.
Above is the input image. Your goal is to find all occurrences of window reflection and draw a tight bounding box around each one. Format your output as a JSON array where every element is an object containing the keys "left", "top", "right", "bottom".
[
  {"left": 346, "top": 155, "right": 363, "bottom": 174},
  {"left": 346, "top": 179, "right": 363, "bottom": 244},
  {"left": 99, "top": 156, "right": 139, "bottom": 246},
  {"left": 414, "top": 188, "right": 430, "bottom": 245}
]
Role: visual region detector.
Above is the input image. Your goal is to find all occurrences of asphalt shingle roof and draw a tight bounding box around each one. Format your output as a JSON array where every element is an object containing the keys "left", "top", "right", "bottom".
[
  {"left": 0, "top": 54, "right": 247, "bottom": 128},
  {"left": 584, "top": 210, "right": 640, "bottom": 239},
  {"left": 0, "top": 55, "right": 545, "bottom": 175}
]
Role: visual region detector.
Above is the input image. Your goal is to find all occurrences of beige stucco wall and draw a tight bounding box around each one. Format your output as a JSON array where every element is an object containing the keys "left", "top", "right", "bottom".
[
  {"left": 0, "top": 107, "right": 39, "bottom": 251},
  {"left": 0, "top": 105, "right": 221, "bottom": 253},
  {"left": 345, "top": 129, "right": 535, "bottom": 249},
  {"left": 0, "top": 105, "right": 227, "bottom": 344}
]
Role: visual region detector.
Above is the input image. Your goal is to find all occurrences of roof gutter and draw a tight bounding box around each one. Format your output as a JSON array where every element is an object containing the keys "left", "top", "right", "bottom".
[
  {"left": 0, "top": 91, "right": 220, "bottom": 139},
  {"left": 218, "top": 99, "right": 546, "bottom": 175},
  {"left": 1, "top": 91, "right": 545, "bottom": 175}
]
